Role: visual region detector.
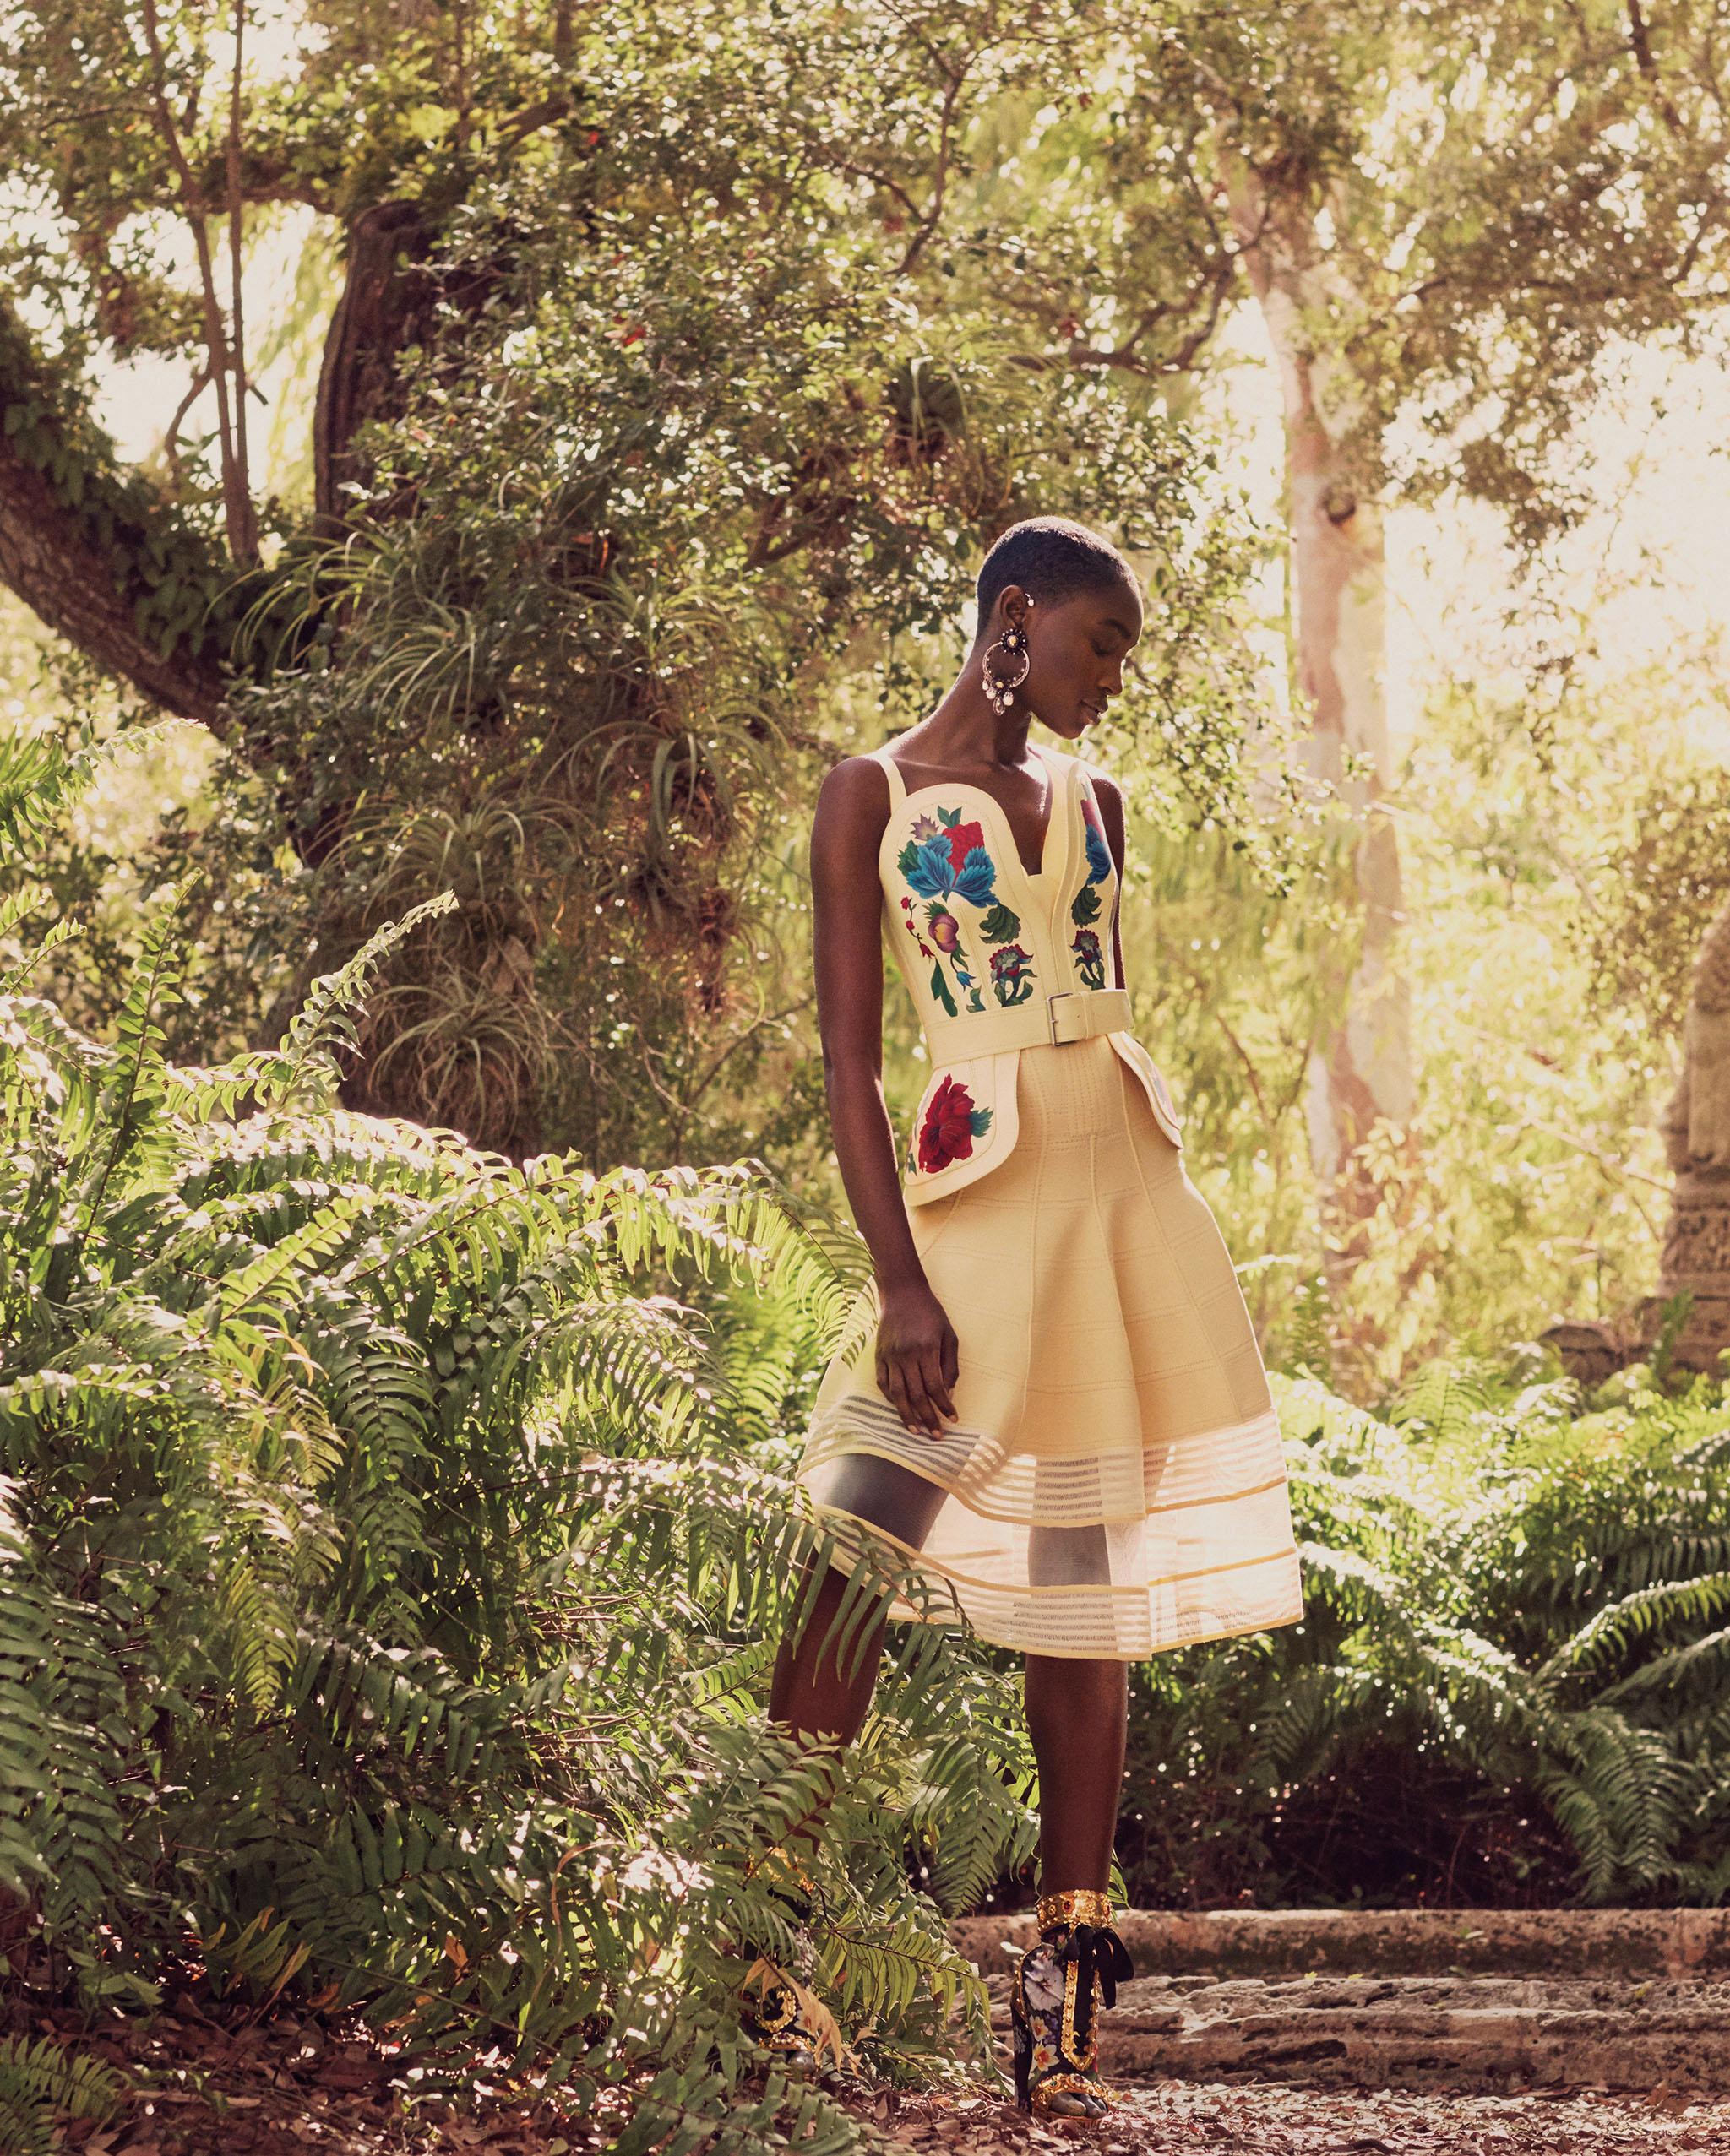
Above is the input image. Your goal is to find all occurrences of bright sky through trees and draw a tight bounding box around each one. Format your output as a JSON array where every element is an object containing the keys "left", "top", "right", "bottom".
[{"left": 1218, "top": 307, "right": 1730, "bottom": 751}]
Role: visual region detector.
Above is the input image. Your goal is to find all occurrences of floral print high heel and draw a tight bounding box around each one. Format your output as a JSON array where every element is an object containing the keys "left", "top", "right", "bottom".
[
  {"left": 1009, "top": 1889, "right": 1135, "bottom": 2119},
  {"left": 734, "top": 1868, "right": 851, "bottom": 2077},
  {"left": 739, "top": 1955, "right": 830, "bottom": 2069}
]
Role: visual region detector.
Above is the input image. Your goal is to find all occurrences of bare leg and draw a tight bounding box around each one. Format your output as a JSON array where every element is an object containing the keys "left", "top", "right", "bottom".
[
  {"left": 1012, "top": 1655, "right": 1130, "bottom": 2117},
  {"left": 1024, "top": 1654, "right": 1128, "bottom": 1892},
  {"left": 770, "top": 1462, "right": 946, "bottom": 1744},
  {"left": 740, "top": 1564, "right": 891, "bottom": 2070},
  {"left": 768, "top": 1559, "right": 889, "bottom": 1743}
]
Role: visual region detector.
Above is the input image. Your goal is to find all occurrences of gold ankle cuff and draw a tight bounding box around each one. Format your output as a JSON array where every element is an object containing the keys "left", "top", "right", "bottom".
[
  {"left": 1030, "top": 2072, "right": 1127, "bottom": 2115},
  {"left": 1036, "top": 1888, "right": 1114, "bottom": 1932}
]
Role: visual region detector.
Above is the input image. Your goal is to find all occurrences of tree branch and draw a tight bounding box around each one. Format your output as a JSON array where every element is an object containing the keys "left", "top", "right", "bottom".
[
  {"left": 0, "top": 299, "right": 235, "bottom": 730},
  {"left": 1627, "top": 0, "right": 1686, "bottom": 135},
  {"left": 138, "top": 0, "right": 257, "bottom": 562}
]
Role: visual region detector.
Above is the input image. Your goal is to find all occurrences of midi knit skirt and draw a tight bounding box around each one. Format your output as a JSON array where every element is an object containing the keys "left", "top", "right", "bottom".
[{"left": 795, "top": 1035, "right": 1305, "bottom": 1659}]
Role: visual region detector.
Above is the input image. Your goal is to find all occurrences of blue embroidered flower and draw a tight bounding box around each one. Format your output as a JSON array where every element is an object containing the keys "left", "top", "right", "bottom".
[
  {"left": 897, "top": 834, "right": 998, "bottom": 910},
  {"left": 894, "top": 801, "right": 1022, "bottom": 1018},
  {"left": 900, "top": 831, "right": 958, "bottom": 899},
  {"left": 1072, "top": 795, "right": 1113, "bottom": 929},
  {"left": 949, "top": 846, "right": 997, "bottom": 908}
]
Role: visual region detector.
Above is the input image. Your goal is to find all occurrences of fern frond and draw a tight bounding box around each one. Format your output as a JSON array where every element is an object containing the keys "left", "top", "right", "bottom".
[{"left": 250, "top": 890, "right": 460, "bottom": 1113}]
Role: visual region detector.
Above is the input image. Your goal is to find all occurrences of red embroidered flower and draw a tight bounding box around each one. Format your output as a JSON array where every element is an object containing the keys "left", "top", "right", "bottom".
[
  {"left": 917, "top": 1074, "right": 990, "bottom": 1173},
  {"left": 945, "top": 819, "right": 986, "bottom": 872}
]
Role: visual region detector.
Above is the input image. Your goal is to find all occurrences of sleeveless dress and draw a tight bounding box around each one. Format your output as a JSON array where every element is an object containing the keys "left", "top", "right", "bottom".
[{"left": 794, "top": 738, "right": 1305, "bottom": 1660}]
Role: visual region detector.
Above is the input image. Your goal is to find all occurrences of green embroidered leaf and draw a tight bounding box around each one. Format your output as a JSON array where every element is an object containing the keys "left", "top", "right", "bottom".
[
  {"left": 977, "top": 902, "right": 1020, "bottom": 942},
  {"left": 967, "top": 1106, "right": 993, "bottom": 1138},
  {"left": 895, "top": 839, "right": 923, "bottom": 877},
  {"left": 929, "top": 959, "right": 957, "bottom": 1017},
  {"left": 1069, "top": 884, "right": 1101, "bottom": 927},
  {"left": 938, "top": 806, "right": 960, "bottom": 828}
]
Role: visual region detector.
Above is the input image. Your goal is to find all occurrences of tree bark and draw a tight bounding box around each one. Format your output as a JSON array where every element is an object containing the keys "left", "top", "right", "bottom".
[
  {"left": 1646, "top": 893, "right": 1730, "bottom": 1370},
  {"left": 314, "top": 200, "right": 434, "bottom": 527},
  {"left": 1227, "top": 164, "right": 1414, "bottom": 1200},
  {"left": 0, "top": 302, "right": 233, "bottom": 730},
  {"left": 0, "top": 201, "right": 459, "bottom": 744}
]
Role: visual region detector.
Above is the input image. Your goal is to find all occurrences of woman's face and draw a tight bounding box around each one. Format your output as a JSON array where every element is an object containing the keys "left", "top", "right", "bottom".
[{"left": 995, "top": 578, "right": 1143, "bottom": 741}]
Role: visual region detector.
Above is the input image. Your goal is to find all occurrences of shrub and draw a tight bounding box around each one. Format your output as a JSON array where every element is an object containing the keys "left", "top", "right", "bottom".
[
  {"left": 0, "top": 725, "right": 1031, "bottom": 2148},
  {"left": 1120, "top": 1360, "right": 1730, "bottom": 1909}
]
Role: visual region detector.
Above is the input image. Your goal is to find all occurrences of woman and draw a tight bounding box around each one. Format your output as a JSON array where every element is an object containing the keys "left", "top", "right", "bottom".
[{"left": 758, "top": 516, "right": 1305, "bottom": 2117}]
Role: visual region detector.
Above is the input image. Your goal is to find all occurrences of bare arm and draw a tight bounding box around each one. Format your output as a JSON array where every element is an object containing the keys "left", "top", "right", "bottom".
[
  {"left": 1093, "top": 770, "right": 1129, "bottom": 994},
  {"left": 811, "top": 757, "right": 959, "bottom": 1438}
]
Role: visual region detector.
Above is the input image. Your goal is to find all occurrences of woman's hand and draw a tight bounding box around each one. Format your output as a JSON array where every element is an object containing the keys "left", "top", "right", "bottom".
[{"left": 875, "top": 1280, "right": 960, "bottom": 1437}]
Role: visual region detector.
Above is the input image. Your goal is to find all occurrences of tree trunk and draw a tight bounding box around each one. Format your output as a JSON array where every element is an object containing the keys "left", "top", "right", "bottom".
[
  {"left": 0, "top": 301, "right": 234, "bottom": 730},
  {"left": 1645, "top": 893, "right": 1730, "bottom": 1371},
  {"left": 0, "top": 243, "right": 543, "bottom": 1151},
  {"left": 314, "top": 201, "right": 432, "bottom": 527},
  {"left": 1227, "top": 166, "right": 1414, "bottom": 1204}
]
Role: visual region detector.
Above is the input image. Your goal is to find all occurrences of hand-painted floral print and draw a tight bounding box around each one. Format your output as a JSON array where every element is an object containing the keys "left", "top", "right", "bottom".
[
  {"left": 1069, "top": 790, "right": 1113, "bottom": 982},
  {"left": 895, "top": 802, "right": 1035, "bottom": 1013},
  {"left": 1072, "top": 927, "right": 1105, "bottom": 990},
  {"left": 917, "top": 1073, "right": 993, "bottom": 1173},
  {"left": 989, "top": 941, "right": 1035, "bottom": 1004}
]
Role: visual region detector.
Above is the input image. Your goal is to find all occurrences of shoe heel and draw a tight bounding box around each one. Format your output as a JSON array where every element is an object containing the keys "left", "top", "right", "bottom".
[{"left": 1009, "top": 1956, "right": 1032, "bottom": 2111}]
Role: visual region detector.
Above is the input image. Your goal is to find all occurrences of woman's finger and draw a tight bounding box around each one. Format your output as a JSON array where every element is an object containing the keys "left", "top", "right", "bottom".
[
  {"left": 922, "top": 1347, "right": 956, "bottom": 1426},
  {"left": 881, "top": 1360, "right": 925, "bottom": 1436},
  {"left": 896, "top": 1355, "right": 942, "bottom": 1436}
]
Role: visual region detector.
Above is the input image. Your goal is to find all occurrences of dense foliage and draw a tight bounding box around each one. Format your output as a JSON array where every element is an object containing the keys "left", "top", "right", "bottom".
[
  {"left": 1122, "top": 633, "right": 1729, "bottom": 1388},
  {"left": 3, "top": 8, "right": 1728, "bottom": 2149},
  {"left": 0, "top": 731, "right": 1034, "bottom": 2147},
  {"left": 1, "top": 0, "right": 1271, "bottom": 1159},
  {"left": 1121, "top": 1350, "right": 1730, "bottom": 1911}
]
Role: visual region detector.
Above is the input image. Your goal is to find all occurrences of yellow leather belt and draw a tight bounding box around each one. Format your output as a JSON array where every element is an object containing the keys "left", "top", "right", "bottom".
[{"left": 922, "top": 986, "right": 1133, "bottom": 1062}]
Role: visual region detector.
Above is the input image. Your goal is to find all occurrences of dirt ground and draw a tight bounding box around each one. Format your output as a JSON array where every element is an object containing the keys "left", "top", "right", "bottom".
[
  {"left": 885, "top": 2083, "right": 1730, "bottom": 2156},
  {"left": 23, "top": 2001, "right": 1730, "bottom": 2156}
]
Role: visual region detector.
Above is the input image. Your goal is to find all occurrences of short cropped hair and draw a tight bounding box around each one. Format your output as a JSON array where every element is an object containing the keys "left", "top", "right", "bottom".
[{"left": 973, "top": 516, "right": 1136, "bottom": 643}]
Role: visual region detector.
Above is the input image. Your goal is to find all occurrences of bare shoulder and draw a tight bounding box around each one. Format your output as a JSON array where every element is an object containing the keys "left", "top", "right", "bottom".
[
  {"left": 1083, "top": 764, "right": 1127, "bottom": 868},
  {"left": 819, "top": 751, "right": 892, "bottom": 804},
  {"left": 813, "top": 752, "right": 895, "bottom": 851}
]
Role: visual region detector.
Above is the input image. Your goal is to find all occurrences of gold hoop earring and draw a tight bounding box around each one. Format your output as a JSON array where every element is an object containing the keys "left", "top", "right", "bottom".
[{"left": 982, "top": 606, "right": 1032, "bottom": 714}]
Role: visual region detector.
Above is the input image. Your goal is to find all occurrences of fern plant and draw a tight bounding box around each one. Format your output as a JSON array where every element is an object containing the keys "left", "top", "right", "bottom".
[
  {"left": 1121, "top": 1362, "right": 1730, "bottom": 1909},
  {"left": 0, "top": 2035, "right": 124, "bottom": 2156},
  {"left": 0, "top": 727, "right": 1029, "bottom": 2150}
]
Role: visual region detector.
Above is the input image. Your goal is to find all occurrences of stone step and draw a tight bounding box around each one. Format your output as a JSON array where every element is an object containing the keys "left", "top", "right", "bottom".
[
  {"left": 954, "top": 1918, "right": 1730, "bottom": 2094},
  {"left": 978, "top": 1973, "right": 1730, "bottom": 2092}
]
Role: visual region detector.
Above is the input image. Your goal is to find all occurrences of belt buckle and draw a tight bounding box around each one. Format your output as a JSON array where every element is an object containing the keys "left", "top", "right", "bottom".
[{"left": 1046, "top": 990, "right": 1075, "bottom": 1045}]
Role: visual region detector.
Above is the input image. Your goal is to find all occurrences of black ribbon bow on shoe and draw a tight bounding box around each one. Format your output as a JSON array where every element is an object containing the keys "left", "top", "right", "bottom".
[{"left": 1049, "top": 1920, "right": 1135, "bottom": 2057}]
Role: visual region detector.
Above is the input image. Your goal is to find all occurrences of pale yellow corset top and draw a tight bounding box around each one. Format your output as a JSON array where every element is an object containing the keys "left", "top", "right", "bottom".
[{"left": 865, "top": 741, "right": 1183, "bottom": 1205}]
